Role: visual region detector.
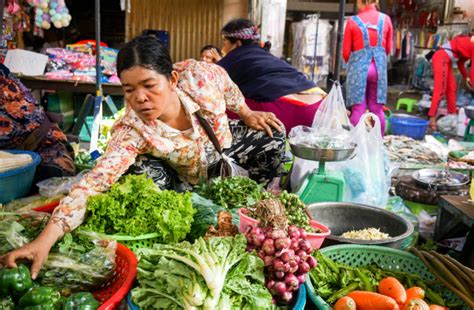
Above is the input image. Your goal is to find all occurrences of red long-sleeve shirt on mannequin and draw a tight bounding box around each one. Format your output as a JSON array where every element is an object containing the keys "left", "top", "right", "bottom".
[{"left": 343, "top": 4, "right": 393, "bottom": 63}]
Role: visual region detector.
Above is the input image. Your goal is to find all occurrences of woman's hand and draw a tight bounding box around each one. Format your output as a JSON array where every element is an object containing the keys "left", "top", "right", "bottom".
[
  {"left": 0, "top": 222, "right": 63, "bottom": 279},
  {"left": 210, "top": 48, "right": 222, "bottom": 62},
  {"left": 239, "top": 109, "right": 283, "bottom": 137}
]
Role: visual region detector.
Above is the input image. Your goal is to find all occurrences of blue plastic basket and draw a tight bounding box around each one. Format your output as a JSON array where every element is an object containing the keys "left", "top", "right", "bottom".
[
  {"left": 391, "top": 117, "right": 429, "bottom": 140},
  {"left": 126, "top": 282, "right": 306, "bottom": 309},
  {"left": 0, "top": 150, "right": 41, "bottom": 204}
]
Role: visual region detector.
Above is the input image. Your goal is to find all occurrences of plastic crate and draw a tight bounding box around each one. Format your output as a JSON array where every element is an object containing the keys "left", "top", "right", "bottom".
[
  {"left": 305, "top": 244, "right": 468, "bottom": 309},
  {"left": 391, "top": 117, "right": 429, "bottom": 140},
  {"left": 126, "top": 280, "right": 307, "bottom": 310},
  {"left": 0, "top": 150, "right": 41, "bottom": 204},
  {"left": 33, "top": 203, "right": 138, "bottom": 310}
]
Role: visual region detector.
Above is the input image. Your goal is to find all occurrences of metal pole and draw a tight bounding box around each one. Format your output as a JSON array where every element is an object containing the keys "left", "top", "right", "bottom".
[
  {"left": 334, "top": 0, "right": 346, "bottom": 82},
  {"left": 95, "top": 0, "right": 101, "bottom": 94},
  {"left": 311, "top": 14, "right": 320, "bottom": 82},
  {"left": 90, "top": 0, "right": 102, "bottom": 152}
]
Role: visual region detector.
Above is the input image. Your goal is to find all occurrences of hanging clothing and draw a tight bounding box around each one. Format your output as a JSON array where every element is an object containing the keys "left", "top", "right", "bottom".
[
  {"left": 345, "top": 13, "right": 389, "bottom": 107},
  {"left": 0, "top": 64, "right": 75, "bottom": 182}
]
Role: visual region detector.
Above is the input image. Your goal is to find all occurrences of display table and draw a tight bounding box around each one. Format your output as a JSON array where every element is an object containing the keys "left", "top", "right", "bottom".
[
  {"left": 435, "top": 195, "right": 474, "bottom": 268},
  {"left": 17, "top": 75, "right": 123, "bottom": 96}
]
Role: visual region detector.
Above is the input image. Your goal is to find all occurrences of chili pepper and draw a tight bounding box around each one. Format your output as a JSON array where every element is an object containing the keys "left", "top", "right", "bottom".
[
  {"left": 18, "top": 286, "right": 62, "bottom": 310},
  {"left": 0, "top": 296, "right": 15, "bottom": 310},
  {"left": 63, "top": 292, "right": 100, "bottom": 310},
  {"left": 0, "top": 265, "right": 34, "bottom": 298}
]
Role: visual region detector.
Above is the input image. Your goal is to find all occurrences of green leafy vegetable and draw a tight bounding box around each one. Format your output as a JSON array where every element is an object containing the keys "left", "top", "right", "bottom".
[
  {"left": 189, "top": 193, "right": 226, "bottom": 239},
  {"left": 132, "top": 235, "right": 273, "bottom": 309},
  {"left": 82, "top": 174, "right": 195, "bottom": 242},
  {"left": 196, "top": 177, "right": 263, "bottom": 210}
]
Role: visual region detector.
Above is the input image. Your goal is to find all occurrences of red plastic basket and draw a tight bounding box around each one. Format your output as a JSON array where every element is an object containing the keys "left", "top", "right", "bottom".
[{"left": 32, "top": 202, "right": 137, "bottom": 310}]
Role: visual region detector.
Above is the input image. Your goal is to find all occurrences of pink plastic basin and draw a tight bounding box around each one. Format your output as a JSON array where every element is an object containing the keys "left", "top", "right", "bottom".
[{"left": 238, "top": 208, "right": 331, "bottom": 250}]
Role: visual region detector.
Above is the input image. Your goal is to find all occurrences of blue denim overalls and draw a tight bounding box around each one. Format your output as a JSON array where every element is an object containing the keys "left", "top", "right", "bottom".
[{"left": 346, "top": 14, "right": 388, "bottom": 107}]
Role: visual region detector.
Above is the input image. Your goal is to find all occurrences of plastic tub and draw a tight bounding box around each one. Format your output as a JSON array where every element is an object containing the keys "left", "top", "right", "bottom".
[
  {"left": 238, "top": 208, "right": 331, "bottom": 250},
  {"left": 0, "top": 150, "right": 41, "bottom": 204},
  {"left": 391, "top": 117, "right": 429, "bottom": 140}
]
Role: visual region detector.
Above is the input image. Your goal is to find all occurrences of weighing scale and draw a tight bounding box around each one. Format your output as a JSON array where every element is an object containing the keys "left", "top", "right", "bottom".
[
  {"left": 464, "top": 106, "right": 474, "bottom": 142},
  {"left": 290, "top": 143, "right": 357, "bottom": 204}
]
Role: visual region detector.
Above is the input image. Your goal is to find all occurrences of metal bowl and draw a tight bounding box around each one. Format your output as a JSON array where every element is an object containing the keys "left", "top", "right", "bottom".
[
  {"left": 307, "top": 202, "right": 414, "bottom": 249},
  {"left": 465, "top": 106, "right": 474, "bottom": 120},
  {"left": 289, "top": 142, "right": 357, "bottom": 162},
  {"left": 412, "top": 169, "right": 470, "bottom": 190}
]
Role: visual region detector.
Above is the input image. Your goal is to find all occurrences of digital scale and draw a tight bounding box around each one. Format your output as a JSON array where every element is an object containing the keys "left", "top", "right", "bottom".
[{"left": 290, "top": 143, "right": 357, "bottom": 204}]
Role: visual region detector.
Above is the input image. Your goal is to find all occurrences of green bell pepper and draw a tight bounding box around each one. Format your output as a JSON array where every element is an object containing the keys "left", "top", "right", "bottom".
[
  {"left": 63, "top": 292, "right": 100, "bottom": 310},
  {"left": 0, "top": 296, "right": 15, "bottom": 310},
  {"left": 18, "top": 286, "right": 62, "bottom": 310},
  {"left": 0, "top": 265, "right": 34, "bottom": 297}
]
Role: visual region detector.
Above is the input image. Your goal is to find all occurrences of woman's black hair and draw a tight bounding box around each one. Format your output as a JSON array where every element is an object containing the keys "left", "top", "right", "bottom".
[
  {"left": 117, "top": 35, "right": 173, "bottom": 78},
  {"left": 200, "top": 45, "right": 222, "bottom": 56},
  {"left": 221, "top": 18, "right": 256, "bottom": 45}
]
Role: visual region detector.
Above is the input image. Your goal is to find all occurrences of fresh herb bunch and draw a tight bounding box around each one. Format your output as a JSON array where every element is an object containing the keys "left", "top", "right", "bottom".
[
  {"left": 82, "top": 174, "right": 195, "bottom": 243},
  {"left": 196, "top": 177, "right": 263, "bottom": 210},
  {"left": 258, "top": 191, "right": 314, "bottom": 232}
]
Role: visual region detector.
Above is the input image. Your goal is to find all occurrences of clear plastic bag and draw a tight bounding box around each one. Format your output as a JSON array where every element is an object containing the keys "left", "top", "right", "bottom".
[
  {"left": 290, "top": 83, "right": 352, "bottom": 188},
  {"left": 221, "top": 154, "right": 249, "bottom": 178},
  {"left": 36, "top": 170, "right": 89, "bottom": 198},
  {"left": 338, "top": 113, "right": 390, "bottom": 207},
  {"left": 437, "top": 115, "right": 458, "bottom": 136}
]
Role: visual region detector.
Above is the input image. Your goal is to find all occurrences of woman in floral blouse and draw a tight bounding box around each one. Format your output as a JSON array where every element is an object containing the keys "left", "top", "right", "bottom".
[{"left": 0, "top": 35, "right": 285, "bottom": 276}]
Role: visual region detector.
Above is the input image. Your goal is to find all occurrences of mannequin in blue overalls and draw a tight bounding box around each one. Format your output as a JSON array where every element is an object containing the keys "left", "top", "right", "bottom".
[{"left": 343, "top": 0, "right": 393, "bottom": 135}]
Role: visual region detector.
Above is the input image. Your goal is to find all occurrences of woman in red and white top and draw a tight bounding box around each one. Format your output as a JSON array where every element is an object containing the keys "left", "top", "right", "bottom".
[
  {"left": 429, "top": 35, "right": 474, "bottom": 130},
  {"left": 343, "top": 0, "right": 392, "bottom": 135}
]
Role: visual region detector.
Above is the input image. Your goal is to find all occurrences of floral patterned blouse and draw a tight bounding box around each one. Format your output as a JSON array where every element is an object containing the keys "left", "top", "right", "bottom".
[{"left": 51, "top": 59, "right": 245, "bottom": 232}]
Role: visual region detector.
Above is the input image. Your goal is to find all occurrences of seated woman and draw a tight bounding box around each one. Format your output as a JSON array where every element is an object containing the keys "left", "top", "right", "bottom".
[
  {"left": 0, "top": 64, "right": 75, "bottom": 182},
  {"left": 0, "top": 35, "right": 285, "bottom": 276},
  {"left": 217, "top": 18, "right": 325, "bottom": 134},
  {"left": 200, "top": 45, "right": 222, "bottom": 64}
]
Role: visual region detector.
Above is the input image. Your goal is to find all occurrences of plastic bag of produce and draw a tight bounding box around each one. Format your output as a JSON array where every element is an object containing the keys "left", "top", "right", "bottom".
[
  {"left": 290, "top": 83, "right": 352, "bottom": 188},
  {"left": 36, "top": 171, "right": 89, "bottom": 198},
  {"left": 39, "top": 230, "right": 116, "bottom": 291},
  {"left": 337, "top": 113, "right": 390, "bottom": 207},
  {"left": 437, "top": 115, "right": 457, "bottom": 136}
]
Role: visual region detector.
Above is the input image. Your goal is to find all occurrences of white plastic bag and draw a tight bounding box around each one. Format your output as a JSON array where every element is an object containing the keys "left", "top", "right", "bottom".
[
  {"left": 290, "top": 83, "right": 352, "bottom": 189},
  {"left": 338, "top": 113, "right": 389, "bottom": 207},
  {"left": 36, "top": 171, "right": 89, "bottom": 198},
  {"left": 221, "top": 154, "right": 249, "bottom": 177}
]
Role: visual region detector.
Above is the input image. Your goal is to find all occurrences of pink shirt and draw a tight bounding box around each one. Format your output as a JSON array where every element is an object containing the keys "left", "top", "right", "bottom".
[{"left": 343, "top": 4, "right": 393, "bottom": 64}]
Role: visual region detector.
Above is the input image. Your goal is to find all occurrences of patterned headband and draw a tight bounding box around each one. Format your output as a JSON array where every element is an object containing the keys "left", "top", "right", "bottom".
[{"left": 222, "top": 26, "right": 260, "bottom": 41}]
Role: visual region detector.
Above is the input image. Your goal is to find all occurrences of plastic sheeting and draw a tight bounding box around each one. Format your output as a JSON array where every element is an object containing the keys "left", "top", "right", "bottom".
[{"left": 291, "top": 17, "right": 333, "bottom": 85}]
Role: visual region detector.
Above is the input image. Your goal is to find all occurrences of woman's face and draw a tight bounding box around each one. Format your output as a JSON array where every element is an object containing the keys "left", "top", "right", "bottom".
[
  {"left": 120, "top": 66, "right": 178, "bottom": 123},
  {"left": 200, "top": 50, "right": 216, "bottom": 63},
  {"left": 221, "top": 38, "right": 240, "bottom": 56}
]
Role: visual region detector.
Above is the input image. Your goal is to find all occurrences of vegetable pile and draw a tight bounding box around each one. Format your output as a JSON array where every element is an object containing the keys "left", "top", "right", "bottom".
[
  {"left": 0, "top": 264, "right": 100, "bottom": 310},
  {"left": 310, "top": 251, "right": 463, "bottom": 309},
  {"left": 131, "top": 234, "right": 273, "bottom": 309},
  {"left": 0, "top": 212, "right": 116, "bottom": 291},
  {"left": 341, "top": 228, "right": 391, "bottom": 240},
  {"left": 82, "top": 174, "right": 195, "bottom": 242},
  {"left": 411, "top": 248, "right": 474, "bottom": 308},
  {"left": 196, "top": 176, "right": 263, "bottom": 210},
  {"left": 244, "top": 198, "right": 316, "bottom": 304}
]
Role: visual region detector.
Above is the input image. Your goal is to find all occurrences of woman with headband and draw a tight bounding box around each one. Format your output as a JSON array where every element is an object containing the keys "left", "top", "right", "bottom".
[{"left": 216, "top": 18, "right": 325, "bottom": 134}]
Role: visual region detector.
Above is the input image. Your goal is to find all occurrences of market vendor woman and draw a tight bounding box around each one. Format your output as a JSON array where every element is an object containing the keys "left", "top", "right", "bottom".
[{"left": 0, "top": 35, "right": 285, "bottom": 276}]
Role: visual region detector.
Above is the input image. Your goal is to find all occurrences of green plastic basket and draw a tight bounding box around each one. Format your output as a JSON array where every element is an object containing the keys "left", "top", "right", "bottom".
[
  {"left": 305, "top": 245, "right": 468, "bottom": 309},
  {"left": 108, "top": 233, "right": 160, "bottom": 254}
]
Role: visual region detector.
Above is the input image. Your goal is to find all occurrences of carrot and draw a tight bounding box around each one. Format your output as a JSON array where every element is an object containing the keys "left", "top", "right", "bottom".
[
  {"left": 333, "top": 296, "right": 356, "bottom": 310},
  {"left": 347, "top": 291, "right": 400, "bottom": 310},
  {"left": 403, "top": 298, "right": 430, "bottom": 310},
  {"left": 429, "top": 305, "right": 447, "bottom": 310},
  {"left": 379, "top": 277, "right": 407, "bottom": 304},
  {"left": 406, "top": 287, "right": 425, "bottom": 301}
]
